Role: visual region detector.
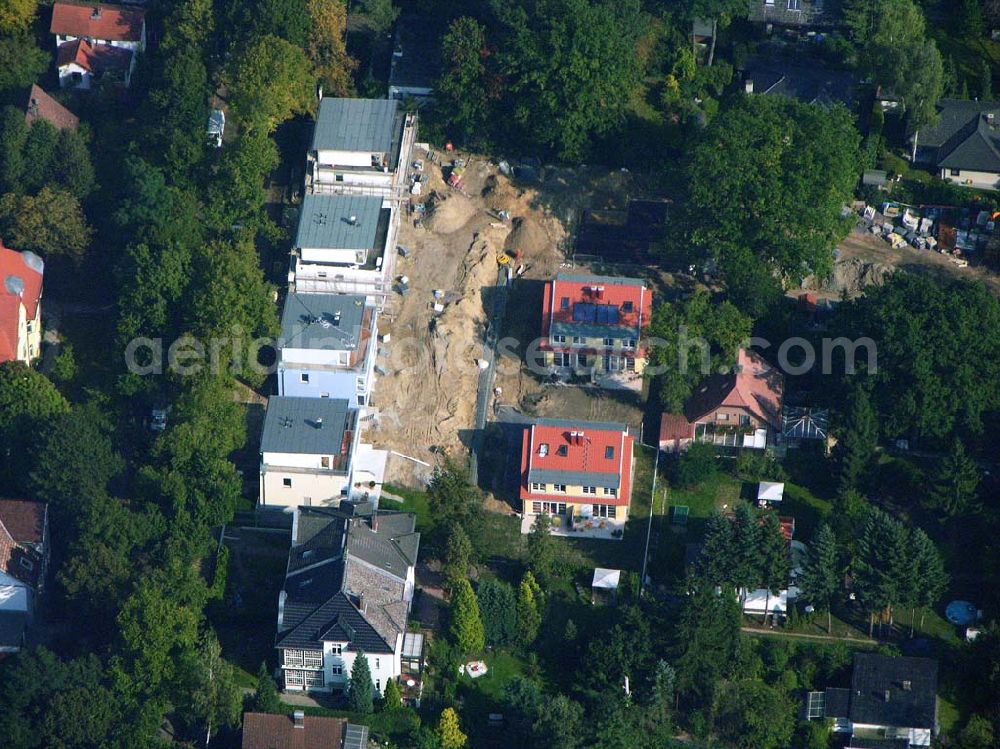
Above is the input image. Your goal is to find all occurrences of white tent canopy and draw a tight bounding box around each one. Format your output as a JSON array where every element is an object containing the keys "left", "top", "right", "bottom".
[
  {"left": 757, "top": 482, "right": 785, "bottom": 503},
  {"left": 592, "top": 568, "right": 621, "bottom": 590}
]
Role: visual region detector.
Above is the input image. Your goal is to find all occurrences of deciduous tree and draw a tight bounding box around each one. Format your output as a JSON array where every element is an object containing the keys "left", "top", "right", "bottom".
[
  {"left": 0, "top": 187, "right": 92, "bottom": 258},
  {"left": 0, "top": 34, "right": 47, "bottom": 93},
  {"left": 436, "top": 17, "right": 489, "bottom": 142},
  {"left": 0, "top": 0, "right": 36, "bottom": 34},
  {"left": 309, "top": 0, "right": 356, "bottom": 96},
  {"left": 228, "top": 35, "right": 316, "bottom": 132},
  {"left": 715, "top": 679, "right": 795, "bottom": 749}
]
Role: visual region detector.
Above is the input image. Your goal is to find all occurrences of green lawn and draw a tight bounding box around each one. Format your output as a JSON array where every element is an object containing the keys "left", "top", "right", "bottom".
[
  {"left": 383, "top": 483, "right": 434, "bottom": 533},
  {"left": 457, "top": 651, "right": 533, "bottom": 747}
]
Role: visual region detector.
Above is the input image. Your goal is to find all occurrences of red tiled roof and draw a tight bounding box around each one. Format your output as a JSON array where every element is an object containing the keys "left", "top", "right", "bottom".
[
  {"left": 542, "top": 273, "right": 652, "bottom": 340},
  {"left": 520, "top": 420, "right": 634, "bottom": 506},
  {"left": 0, "top": 499, "right": 46, "bottom": 587},
  {"left": 684, "top": 349, "right": 784, "bottom": 429},
  {"left": 57, "top": 38, "right": 133, "bottom": 74},
  {"left": 50, "top": 2, "right": 145, "bottom": 42},
  {"left": 0, "top": 243, "right": 44, "bottom": 363},
  {"left": 24, "top": 85, "right": 79, "bottom": 130},
  {"left": 658, "top": 412, "right": 695, "bottom": 445},
  {"left": 242, "top": 712, "right": 347, "bottom": 749}
]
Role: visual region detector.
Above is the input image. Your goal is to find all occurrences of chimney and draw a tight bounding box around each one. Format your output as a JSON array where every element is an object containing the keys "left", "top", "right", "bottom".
[
  {"left": 349, "top": 215, "right": 358, "bottom": 225},
  {"left": 315, "top": 417, "right": 324, "bottom": 429},
  {"left": 745, "top": 78, "right": 754, "bottom": 94},
  {"left": 902, "top": 680, "right": 912, "bottom": 691},
  {"left": 91, "top": 6, "right": 102, "bottom": 19},
  {"left": 293, "top": 710, "right": 305, "bottom": 728}
]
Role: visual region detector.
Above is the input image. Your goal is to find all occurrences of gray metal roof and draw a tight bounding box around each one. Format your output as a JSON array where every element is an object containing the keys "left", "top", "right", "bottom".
[
  {"left": 280, "top": 292, "right": 367, "bottom": 351},
  {"left": 849, "top": 654, "right": 937, "bottom": 729},
  {"left": 527, "top": 468, "right": 621, "bottom": 489},
  {"left": 311, "top": 97, "right": 399, "bottom": 153},
  {"left": 260, "top": 396, "right": 351, "bottom": 455},
  {"left": 294, "top": 194, "right": 384, "bottom": 250}
]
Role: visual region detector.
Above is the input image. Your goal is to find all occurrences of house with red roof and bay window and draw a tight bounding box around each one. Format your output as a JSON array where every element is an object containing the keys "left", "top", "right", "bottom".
[
  {"left": 539, "top": 273, "right": 652, "bottom": 391},
  {"left": 50, "top": 2, "right": 146, "bottom": 89},
  {"left": 0, "top": 242, "right": 44, "bottom": 365},
  {"left": 659, "top": 348, "right": 784, "bottom": 452},
  {"left": 520, "top": 418, "right": 634, "bottom": 540}
]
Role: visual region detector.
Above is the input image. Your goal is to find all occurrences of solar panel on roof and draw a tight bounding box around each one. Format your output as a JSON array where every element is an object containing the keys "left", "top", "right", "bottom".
[
  {"left": 344, "top": 723, "right": 369, "bottom": 749},
  {"left": 806, "top": 691, "right": 826, "bottom": 719},
  {"left": 595, "top": 304, "right": 619, "bottom": 324},
  {"left": 573, "top": 303, "right": 596, "bottom": 323}
]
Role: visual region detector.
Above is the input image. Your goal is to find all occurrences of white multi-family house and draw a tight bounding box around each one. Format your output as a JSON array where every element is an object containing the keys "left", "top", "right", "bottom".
[
  {"left": 259, "top": 396, "right": 362, "bottom": 510},
  {"left": 277, "top": 293, "right": 378, "bottom": 409},
  {"left": 288, "top": 194, "right": 399, "bottom": 306},
  {"left": 276, "top": 505, "right": 419, "bottom": 696},
  {"left": 306, "top": 98, "right": 416, "bottom": 197},
  {"left": 0, "top": 244, "right": 44, "bottom": 365}
]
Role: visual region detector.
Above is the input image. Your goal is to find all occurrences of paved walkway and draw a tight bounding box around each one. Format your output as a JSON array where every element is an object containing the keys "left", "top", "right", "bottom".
[{"left": 741, "top": 626, "right": 876, "bottom": 644}]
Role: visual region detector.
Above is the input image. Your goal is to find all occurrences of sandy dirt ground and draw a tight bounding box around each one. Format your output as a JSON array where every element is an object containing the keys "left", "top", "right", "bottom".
[{"left": 364, "top": 151, "right": 649, "bottom": 488}]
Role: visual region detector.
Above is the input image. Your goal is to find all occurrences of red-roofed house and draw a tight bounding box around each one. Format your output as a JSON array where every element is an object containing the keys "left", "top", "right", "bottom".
[
  {"left": 51, "top": 2, "right": 146, "bottom": 49},
  {"left": 56, "top": 38, "right": 136, "bottom": 89},
  {"left": 51, "top": 2, "right": 145, "bottom": 89},
  {"left": 540, "top": 273, "right": 653, "bottom": 390},
  {"left": 0, "top": 499, "right": 49, "bottom": 654},
  {"left": 23, "top": 85, "right": 79, "bottom": 130},
  {"left": 659, "top": 348, "right": 784, "bottom": 452},
  {"left": 242, "top": 710, "right": 363, "bottom": 749},
  {"left": 520, "top": 418, "right": 634, "bottom": 538},
  {"left": 0, "top": 242, "right": 44, "bottom": 365}
]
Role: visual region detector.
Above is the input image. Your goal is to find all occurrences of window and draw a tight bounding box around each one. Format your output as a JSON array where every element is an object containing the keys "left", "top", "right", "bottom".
[
  {"left": 605, "top": 446, "right": 614, "bottom": 459},
  {"left": 560, "top": 297, "right": 570, "bottom": 310},
  {"left": 582, "top": 486, "right": 596, "bottom": 495},
  {"left": 285, "top": 649, "right": 304, "bottom": 666},
  {"left": 375, "top": 658, "right": 380, "bottom": 669},
  {"left": 950, "top": 168, "right": 961, "bottom": 177},
  {"left": 578, "top": 354, "right": 588, "bottom": 367},
  {"left": 358, "top": 395, "right": 365, "bottom": 406},
  {"left": 357, "top": 377, "right": 366, "bottom": 391},
  {"left": 321, "top": 392, "right": 330, "bottom": 398},
  {"left": 740, "top": 415, "right": 751, "bottom": 427},
  {"left": 539, "top": 501, "right": 566, "bottom": 514},
  {"left": 603, "top": 487, "right": 617, "bottom": 497},
  {"left": 303, "top": 650, "right": 324, "bottom": 668},
  {"left": 622, "top": 301, "right": 633, "bottom": 312},
  {"left": 331, "top": 665, "right": 343, "bottom": 675},
  {"left": 301, "top": 373, "right": 310, "bottom": 383},
  {"left": 321, "top": 456, "right": 331, "bottom": 468},
  {"left": 375, "top": 679, "right": 381, "bottom": 693},
  {"left": 318, "top": 271, "right": 328, "bottom": 278},
  {"left": 787, "top": 0, "right": 800, "bottom": 8},
  {"left": 530, "top": 483, "right": 545, "bottom": 492},
  {"left": 283, "top": 478, "right": 293, "bottom": 488},
  {"left": 285, "top": 670, "right": 304, "bottom": 687},
  {"left": 538, "top": 443, "right": 549, "bottom": 457},
  {"left": 572, "top": 336, "right": 584, "bottom": 345},
  {"left": 603, "top": 337, "right": 614, "bottom": 347},
  {"left": 624, "top": 339, "right": 637, "bottom": 349},
  {"left": 553, "top": 334, "right": 567, "bottom": 344},
  {"left": 19, "top": 557, "right": 34, "bottom": 571},
  {"left": 552, "top": 352, "right": 566, "bottom": 366},
  {"left": 532, "top": 501, "right": 542, "bottom": 513},
  {"left": 331, "top": 644, "right": 343, "bottom": 655},
  {"left": 557, "top": 444, "right": 568, "bottom": 457},
  {"left": 594, "top": 505, "right": 617, "bottom": 519},
  {"left": 303, "top": 670, "right": 325, "bottom": 688},
  {"left": 625, "top": 358, "right": 636, "bottom": 372},
  {"left": 717, "top": 413, "right": 729, "bottom": 421},
  {"left": 554, "top": 484, "right": 567, "bottom": 493}
]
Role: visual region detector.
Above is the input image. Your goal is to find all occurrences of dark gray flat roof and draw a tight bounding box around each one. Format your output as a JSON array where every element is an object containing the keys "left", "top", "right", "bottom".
[
  {"left": 261, "top": 396, "right": 351, "bottom": 455},
  {"left": 295, "top": 194, "right": 384, "bottom": 250},
  {"left": 527, "top": 468, "right": 621, "bottom": 489},
  {"left": 849, "top": 654, "right": 938, "bottom": 729},
  {"left": 311, "top": 98, "right": 399, "bottom": 153},
  {"left": 280, "top": 293, "right": 367, "bottom": 351}
]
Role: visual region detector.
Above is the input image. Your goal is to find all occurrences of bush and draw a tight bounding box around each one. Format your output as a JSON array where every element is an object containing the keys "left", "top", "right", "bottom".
[
  {"left": 675, "top": 443, "right": 717, "bottom": 487},
  {"left": 734, "top": 451, "right": 787, "bottom": 482}
]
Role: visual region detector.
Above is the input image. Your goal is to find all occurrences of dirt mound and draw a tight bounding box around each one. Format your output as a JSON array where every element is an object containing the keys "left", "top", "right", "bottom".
[
  {"left": 481, "top": 174, "right": 524, "bottom": 212},
  {"left": 428, "top": 191, "right": 478, "bottom": 234},
  {"left": 504, "top": 216, "right": 551, "bottom": 256},
  {"left": 826, "top": 257, "right": 894, "bottom": 296}
]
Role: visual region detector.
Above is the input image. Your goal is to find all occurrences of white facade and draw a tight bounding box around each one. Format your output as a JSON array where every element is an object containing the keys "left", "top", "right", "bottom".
[
  {"left": 941, "top": 167, "right": 1000, "bottom": 190},
  {"left": 55, "top": 33, "right": 143, "bottom": 51}
]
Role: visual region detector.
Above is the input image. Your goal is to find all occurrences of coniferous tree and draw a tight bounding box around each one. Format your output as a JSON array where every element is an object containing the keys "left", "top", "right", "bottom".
[
  {"left": 834, "top": 387, "right": 879, "bottom": 491},
  {"left": 449, "top": 578, "right": 485, "bottom": 655},
  {"left": 981, "top": 60, "right": 993, "bottom": 100},
  {"left": 516, "top": 572, "right": 543, "bottom": 646},
  {"left": 436, "top": 707, "right": 468, "bottom": 749},
  {"left": 674, "top": 575, "right": 742, "bottom": 709},
  {"left": 930, "top": 438, "right": 981, "bottom": 519},
  {"left": 759, "top": 512, "right": 791, "bottom": 625},
  {"left": 442, "top": 523, "right": 473, "bottom": 593},
  {"left": 248, "top": 662, "right": 281, "bottom": 713},
  {"left": 855, "top": 508, "right": 910, "bottom": 637},
  {"left": 383, "top": 679, "right": 402, "bottom": 711},
  {"left": 701, "top": 511, "right": 737, "bottom": 589},
  {"left": 909, "top": 527, "right": 948, "bottom": 633},
  {"left": 347, "top": 652, "right": 374, "bottom": 714},
  {"left": 732, "top": 503, "right": 762, "bottom": 604},
  {"left": 527, "top": 513, "right": 556, "bottom": 580},
  {"left": 476, "top": 579, "right": 517, "bottom": 647},
  {"left": 799, "top": 523, "right": 839, "bottom": 633}
]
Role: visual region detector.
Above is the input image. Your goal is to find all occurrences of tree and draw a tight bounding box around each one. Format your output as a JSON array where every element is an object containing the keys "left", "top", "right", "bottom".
[
  {"left": 0, "top": 363, "right": 69, "bottom": 491},
  {"left": 254, "top": 0, "right": 310, "bottom": 46},
  {"left": 435, "top": 707, "right": 467, "bottom": 749},
  {"left": 854, "top": 508, "right": 911, "bottom": 637},
  {"left": 700, "top": 511, "right": 737, "bottom": 588},
  {"left": 494, "top": 0, "right": 643, "bottom": 160},
  {"left": 759, "top": 512, "right": 791, "bottom": 625},
  {"left": 674, "top": 577, "right": 742, "bottom": 708},
  {"left": 476, "top": 578, "right": 517, "bottom": 646},
  {"left": 0, "top": 0, "right": 36, "bottom": 35},
  {"left": 715, "top": 679, "right": 796, "bottom": 749},
  {"left": 908, "top": 527, "right": 947, "bottom": 633},
  {"left": 981, "top": 60, "right": 993, "bottom": 100},
  {"left": 449, "top": 578, "right": 485, "bottom": 655},
  {"left": 731, "top": 503, "right": 762, "bottom": 600},
  {"left": 427, "top": 457, "right": 482, "bottom": 528},
  {"left": 929, "top": 438, "right": 981, "bottom": 518},
  {"left": 0, "top": 34, "right": 47, "bottom": 93},
  {"left": 383, "top": 679, "right": 402, "bottom": 711},
  {"left": 436, "top": 17, "right": 489, "bottom": 142},
  {"left": 0, "top": 187, "right": 92, "bottom": 258},
  {"left": 955, "top": 716, "right": 995, "bottom": 749},
  {"left": 532, "top": 694, "right": 583, "bottom": 749},
  {"left": 248, "top": 662, "right": 281, "bottom": 713},
  {"left": 963, "top": 0, "right": 986, "bottom": 39},
  {"left": 503, "top": 677, "right": 544, "bottom": 745},
  {"left": 681, "top": 96, "right": 859, "bottom": 302},
  {"left": 834, "top": 386, "right": 879, "bottom": 491},
  {"left": 228, "top": 35, "right": 316, "bottom": 132},
  {"left": 799, "top": 523, "right": 839, "bottom": 633},
  {"left": 675, "top": 442, "right": 718, "bottom": 488},
  {"left": 527, "top": 512, "right": 556, "bottom": 579},
  {"left": 687, "top": 0, "right": 747, "bottom": 66},
  {"left": 442, "top": 523, "right": 473, "bottom": 592},
  {"left": 347, "top": 652, "right": 374, "bottom": 714},
  {"left": 516, "top": 571, "right": 543, "bottom": 646},
  {"left": 309, "top": 0, "right": 356, "bottom": 96},
  {"left": 175, "top": 630, "right": 241, "bottom": 746}
]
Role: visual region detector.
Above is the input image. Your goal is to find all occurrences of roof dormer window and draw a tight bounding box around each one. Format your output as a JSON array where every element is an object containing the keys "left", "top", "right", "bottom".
[{"left": 538, "top": 443, "right": 549, "bottom": 456}]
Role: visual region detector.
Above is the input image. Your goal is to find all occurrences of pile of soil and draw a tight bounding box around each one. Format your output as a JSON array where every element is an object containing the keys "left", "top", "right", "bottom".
[
  {"left": 504, "top": 216, "right": 551, "bottom": 256},
  {"left": 428, "top": 191, "right": 478, "bottom": 234},
  {"left": 826, "top": 257, "right": 894, "bottom": 296}
]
